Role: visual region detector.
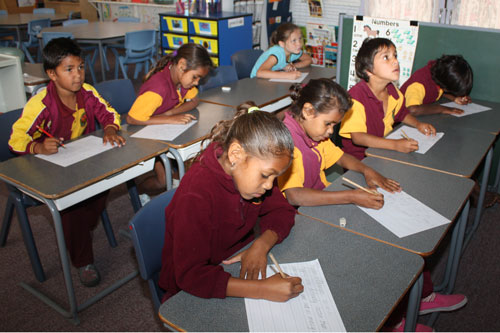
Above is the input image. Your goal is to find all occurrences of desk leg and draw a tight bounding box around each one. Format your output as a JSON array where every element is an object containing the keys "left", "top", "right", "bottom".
[
  {"left": 15, "top": 27, "right": 22, "bottom": 48},
  {"left": 159, "top": 153, "right": 173, "bottom": 191},
  {"left": 98, "top": 41, "right": 106, "bottom": 81},
  {"left": 168, "top": 148, "right": 186, "bottom": 180},
  {"left": 463, "top": 147, "right": 492, "bottom": 251},
  {"left": 20, "top": 199, "right": 79, "bottom": 323},
  {"left": 405, "top": 273, "right": 423, "bottom": 332}
]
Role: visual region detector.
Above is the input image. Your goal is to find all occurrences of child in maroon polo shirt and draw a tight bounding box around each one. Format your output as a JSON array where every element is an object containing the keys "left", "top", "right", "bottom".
[{"left": 339, "top": 38, "right": 435, "bottom": 161}]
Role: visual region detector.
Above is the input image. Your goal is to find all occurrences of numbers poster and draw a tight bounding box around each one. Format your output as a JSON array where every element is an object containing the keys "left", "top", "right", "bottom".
[{"left": 347, "top": 16, "right": 419, "bottom": 90}]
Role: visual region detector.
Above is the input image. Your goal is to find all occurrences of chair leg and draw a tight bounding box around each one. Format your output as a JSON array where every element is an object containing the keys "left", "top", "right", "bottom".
[
  {"left": 0, "top": 193, "right": 16, "bottom": 247},
  {"left": 12, "top": 193, "right": 46, "bottom": 283},
  {"left": 119, "top": 59, "right": 129, "bottom": 80},
  {"left": 100, "top": 210, "right": 117, "bottom": 248},
  {"left": 110, "top": 48, "right": 120, "bottom": 79},
  {"left": 126, "top": 180, "right": 142, "bottom": 213},
  {"left": 133, "top": 63, "right": 142, "bottom": 80},
  {"left": 22, "top": 44, "right": 35, "bottom": 63},
  {"left": 86, "top": 54, "right": 97, "bottom": 85}
]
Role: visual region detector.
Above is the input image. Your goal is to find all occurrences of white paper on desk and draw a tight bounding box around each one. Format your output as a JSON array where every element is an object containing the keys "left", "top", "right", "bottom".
[
  {"left": 245, "top": 259, "right": 346, "bottom": 332},
  {"left": 130, "top": 121, "right": 197, "bottom": 141},
  {"left": 441, "top": 102, "right": 491, "bottom": 117},
  {"left": 35, "top": 135, "right": 115, "bottom": 167},
  {"left": 269, "top": 72, "right": 308, "bottom": 83},
  {"left": 385, "top": 125, "right": 444, "bottom": 154},
  {"left": 359, "top": 189, "right": 450, "bottom": 238}
]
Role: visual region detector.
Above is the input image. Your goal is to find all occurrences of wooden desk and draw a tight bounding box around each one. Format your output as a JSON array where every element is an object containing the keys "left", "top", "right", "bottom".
[
  {"left": 0, "top": 130, "right": 169, "bottom": 323},
  {"left": 199, "top": 66, "right": 336, "bottom": 112},
  {"left": 416, "top": 99, "right": 500, "bottom": 249},
  {"left": 366, "top": 124, "right": 495, "bottom": 178},
  {"left": 0, "top": 13, "right": 67, "bottom": 47},
  {"left": 22, "top": 61, "right": 49, "bottom": 95},
  {"left": 125, "top": 102, "right": 235, "bottom": 189},
  {"left": 40, "top": 21, "right": 155, "bottom": 81},
  {"left": 159, "top": 214, "right": 424, "bottom": 332}
]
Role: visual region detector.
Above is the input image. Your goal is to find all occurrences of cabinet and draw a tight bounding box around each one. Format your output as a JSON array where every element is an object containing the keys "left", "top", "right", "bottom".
[
  {"left": 159, "top": 11, "right": 252, "bottom": 66},
  {"left": 0, "top": 54, "right": 26, "bottom": 113}
]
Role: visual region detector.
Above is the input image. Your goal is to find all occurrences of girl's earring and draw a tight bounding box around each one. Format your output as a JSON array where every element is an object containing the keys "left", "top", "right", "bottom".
[{"left": 231, "top": 162, "right": 235, "bottom": 167}]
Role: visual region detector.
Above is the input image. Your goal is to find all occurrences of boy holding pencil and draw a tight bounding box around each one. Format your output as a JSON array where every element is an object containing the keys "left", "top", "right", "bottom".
[
  {"left": 9, "top": 37, "right": 125, "bottom": 287},
  {"left": 339, "top": 38, "right": 436, "bottom": 161}
]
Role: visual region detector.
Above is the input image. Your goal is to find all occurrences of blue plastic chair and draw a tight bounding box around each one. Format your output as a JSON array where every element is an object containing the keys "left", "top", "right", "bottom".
[
  {"left": 0, "top": 109, "right": 118, "bottom": 283},
  {"left": 21, "top": 18, "right": 51, "bottom": 63},
  {"left": 198, "top": 65, "right": 238, "bottom": 92},
  {"left": 129, "top": 188, "right": 176, "bottom": 311},
  {"left": 41, "top": 32, "right": 97, "bottom": 85},
  {"left": 94, "top": 78, "right": 136, "bottom": 122},
  {"left": 230, "top": 49, "right": 264, "bottom": 79},
  {"left": 33, "top": 8, "right": 55, "bottom": 14},
  {"left": 101, "top": 16, "right": 140, "bottom": 72},
  {"left": 111, "top": 29, "right": 157, "bottom": 80}
]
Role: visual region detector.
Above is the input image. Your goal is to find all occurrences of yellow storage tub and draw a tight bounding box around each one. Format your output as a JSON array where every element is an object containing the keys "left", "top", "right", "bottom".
[
  {"left": 163, "top": 33, "right": 189, "bottom": 49},
  {"left": 190, "top": 19, "right": 218, "bottom": 37},
  {"left": 161, "top": 16, "right": 188, "bottom": 33},
  {"left": 210, "top": 56, "right": 219, "bottom": 67},
  {"left": 189, "top": 36, "right": 218, "bottom": 55}
]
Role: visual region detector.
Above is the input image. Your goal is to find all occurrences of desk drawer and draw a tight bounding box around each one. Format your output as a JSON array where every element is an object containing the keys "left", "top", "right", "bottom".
[
  {"left": 189, "top": 36, "right": 218, "bottom": 55},
  {"left": 189, "top": 19, "right": 218, "bottom": 37},
  {"left": 162, "top": 33, "right": 189, "bottom": 49},
  {"left": 160, "top": 16, "right": 188, "bottom": 33}
]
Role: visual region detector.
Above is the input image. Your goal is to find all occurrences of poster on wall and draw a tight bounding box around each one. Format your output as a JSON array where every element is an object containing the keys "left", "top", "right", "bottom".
[
  {"left": 348, "top": 16, "right": 419, "bottom": 90},
  {"left": 307, "top": 0, "right": 323, "bottom": 17},
  {"left": 305, "top": 23, "right": 335, "bottom": 67}
]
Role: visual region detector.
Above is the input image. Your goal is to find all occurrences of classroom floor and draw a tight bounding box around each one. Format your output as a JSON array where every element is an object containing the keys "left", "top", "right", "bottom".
[{"left": 1, "top": 57, "right": 499, "bottom": 331}]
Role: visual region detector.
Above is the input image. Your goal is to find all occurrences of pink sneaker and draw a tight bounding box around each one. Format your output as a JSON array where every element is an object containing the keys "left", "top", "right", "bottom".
[
  {"left": 389, "top": 318, "right": 434, "bottom": 332},
  {"left": 419, "top": 292, "right": 468, "bottom": 315}
]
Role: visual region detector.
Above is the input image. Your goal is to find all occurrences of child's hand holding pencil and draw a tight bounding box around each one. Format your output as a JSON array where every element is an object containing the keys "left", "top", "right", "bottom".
[{"left": 35, "top": 125, "right": 65, "bottom": 155}]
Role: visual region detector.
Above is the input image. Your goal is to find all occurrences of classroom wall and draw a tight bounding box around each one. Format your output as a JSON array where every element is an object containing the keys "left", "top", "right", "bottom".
[{"left": 291, "top": 0, "right": 360, "bottom": 29}]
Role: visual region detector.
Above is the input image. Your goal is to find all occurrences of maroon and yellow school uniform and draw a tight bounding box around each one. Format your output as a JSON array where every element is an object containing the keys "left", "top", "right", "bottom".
[
  {"left": 400, "top": 60, "right": 443, "bottom": 107},
  {"left": 128, "top": 64, "right": 198, "bottom": 121},
  {"left": 339, "top": 80, "right": 409, "bottom": 160}
]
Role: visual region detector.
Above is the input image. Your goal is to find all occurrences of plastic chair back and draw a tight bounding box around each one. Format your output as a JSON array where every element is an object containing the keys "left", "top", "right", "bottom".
[
  {"left": 41, "top": 31, "right": 73, "bottom": 46},
  {"left": 230, "top": 49, "right": 263, "bottom": 79},
  {"left": 0, "top": 47, "right": 25, "bottom": 63},
  {"left": 33, "top": 8, "right": 55, "bottom": 14},
  {"left": 199, "top": 65, "right": 238, "bottom": 92},
  {"left": 0, "top": 10, "right": 7, "bottom": 15},
  {"left": 0, "top": 109, "right": 22, "bottom": 162},
  {"left": 129, "top": 188, "right": 177, "bottom": 311},
  {"left": 94, "top": 79, "right": 136, "bottom": 121},
  {"left": 62, "top": 19, "right": 89, "bottom": 26},
  {"left": 26, "top": 18, "right": 51, "bottom": 45},
  {"left": 124, "top": 29, "right": 156, "bottom": 60},
  {"left": 117, "top": 16, "right": 140, "bottom": 22}
]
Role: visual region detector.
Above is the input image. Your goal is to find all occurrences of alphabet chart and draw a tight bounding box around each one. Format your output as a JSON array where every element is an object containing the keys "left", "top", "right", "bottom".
[{"left": 348, "top": 16, "right": 420, "bottom": 90}]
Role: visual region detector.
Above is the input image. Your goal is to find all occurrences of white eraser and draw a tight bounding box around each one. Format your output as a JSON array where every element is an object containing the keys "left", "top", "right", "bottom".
[
  {"left": 221, "top": 86, "right": 231, "bottom": 92},
  {"left": 339, "top": 217, "right": 346, "bottom": 227}
]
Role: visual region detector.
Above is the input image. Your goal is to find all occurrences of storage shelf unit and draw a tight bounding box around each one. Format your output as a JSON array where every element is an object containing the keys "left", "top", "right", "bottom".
[
  {"left": 159, "top": 11, "right": 252, "bottom": 66},
  {"left": 0, "top": 54, "right": 26, "bottom": 113}
]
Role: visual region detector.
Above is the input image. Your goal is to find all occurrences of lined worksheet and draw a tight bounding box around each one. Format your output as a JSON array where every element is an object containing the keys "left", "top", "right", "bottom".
[
  {"left": 35, "top": 135, "right": 116, "bottom": 167},
  {"left": 131, "top": 121, "right": 197, "bottom": 141},
  {"left": 359, "top": 188, "right": 450, "bottom": 238},
  {"left": 386, "top": 125, "right": 444, "bottom": 154},
  {"left": 441, "top": 102, "right": 491, "bottom": 117},
  {"left": 270, "top": 72, "right": 309, "bottom": 83},
  {"left": 245, "top": 259, "right": 346, "bottom": 332}
]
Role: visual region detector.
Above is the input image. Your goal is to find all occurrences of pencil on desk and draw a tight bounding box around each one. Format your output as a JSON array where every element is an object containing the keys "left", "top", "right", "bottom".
[
  {"left": 342, "top": 177, "right": 379, "bottom": 195},
  {"left": 268, "top": 253, "right": 286, "bottom": 278},
  {"left": 401, "top": 129, "right": 411, "bottom": 141},
  {"left": 36, "top": 125, "right": 66, "bottom": 148}
]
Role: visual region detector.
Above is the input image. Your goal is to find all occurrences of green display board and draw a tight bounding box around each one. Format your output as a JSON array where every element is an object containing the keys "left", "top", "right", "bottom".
[{"left": 337, "top": 15, "right": 500, "bottom": 103}]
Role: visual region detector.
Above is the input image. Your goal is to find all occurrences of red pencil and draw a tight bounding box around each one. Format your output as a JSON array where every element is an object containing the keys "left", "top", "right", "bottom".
[{"left": 36, "top": 125, "right": 66, "bottom": 148}]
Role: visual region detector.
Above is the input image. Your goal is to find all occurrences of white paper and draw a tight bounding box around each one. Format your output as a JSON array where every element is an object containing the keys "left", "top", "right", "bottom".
[
  {"left": 270, "top": 72, "right": 308, "bottom": 83},
  {"left": 359, "top": 188, "right": 450, "bottom": 238},
  {"left": 385, "top": 125, "right": 444, "bottom": 154},
  {"left": 245, "top": 259, "right": 346, "bottom": 332},
  {"left": 130, "top": 121, "right": 197, "bottom": 141},
  {"left": 441, "top": 102, "right": 491, "bottom": 117},
  {"left": 35, "top": 135, "right": 115, "bottom": 167}
]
